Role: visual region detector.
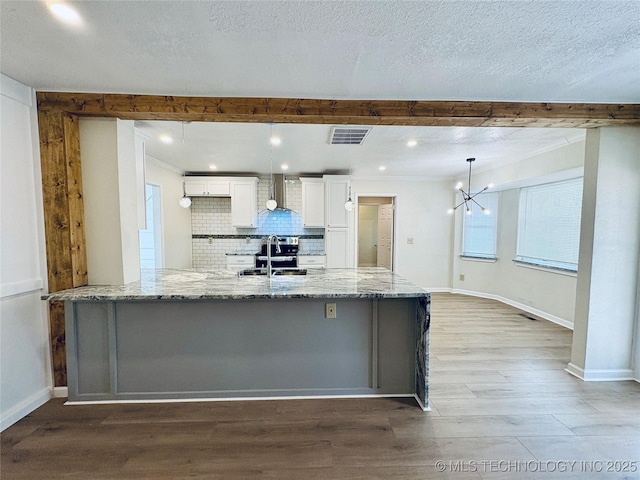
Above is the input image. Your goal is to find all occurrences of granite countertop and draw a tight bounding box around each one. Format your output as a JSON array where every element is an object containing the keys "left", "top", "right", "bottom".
[
  {"left": 298, "top": 252, "right": 326, "bottom": 256},
  {"left": 43, "top": 268, "right": 429, "bottom": 301}
]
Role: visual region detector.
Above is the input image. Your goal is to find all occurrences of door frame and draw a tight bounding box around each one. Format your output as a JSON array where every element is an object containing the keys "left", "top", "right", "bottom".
[{"left": 355, "top": 194, "right": 397, "bottom": 272}]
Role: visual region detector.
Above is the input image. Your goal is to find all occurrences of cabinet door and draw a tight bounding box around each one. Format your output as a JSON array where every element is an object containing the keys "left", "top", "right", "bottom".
[
  {"left": 226, "top": 255, "right": 255, "bottom": 271},
  {"left": 206, "top": 181, "right": 230, "bottom": 196},
  {"left": 301, "top": 180, "right": 325, "bottom": 227},
  {"left": 184, "top": 180, "right": 207, "bottom": 196},
  {"left": 325, "top": 228, "right": 349, "bottom": 268},
  {"left": 326, "top": 178, "right": 349, "bottom": 227},
  {"left": 297, "top": 255, "right": 326, "bottom": 268},
  {"left": 231, "top": 181, "right": 257, "bottom": 227}
]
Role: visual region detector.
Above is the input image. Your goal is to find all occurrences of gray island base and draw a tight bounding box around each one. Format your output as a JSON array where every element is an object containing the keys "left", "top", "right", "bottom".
[{"left": 46, "top": 268, "right": 431, "bottom": 410}]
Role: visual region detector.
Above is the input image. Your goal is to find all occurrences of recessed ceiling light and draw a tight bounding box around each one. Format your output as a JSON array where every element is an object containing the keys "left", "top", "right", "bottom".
[
  {"left": 379, "top": 166, "right": 387, "bottom": 171},
  {"left": 270, "top": 136, "right": 281, "bottom": 146},
  {"left": 407, "top": 140, "right": 418, "bottom": 147},
  {"left": 209, "top": 165, "right": 217, "bottom": 171},
  {"left": 280, "top": 164, "right": 289, "bottom": 171},
  {"left": 159, "top": 135, "right": 173, "bottom": 144},
  {"left": 48, "top": 2, "right": 82, "bottom": 26}
]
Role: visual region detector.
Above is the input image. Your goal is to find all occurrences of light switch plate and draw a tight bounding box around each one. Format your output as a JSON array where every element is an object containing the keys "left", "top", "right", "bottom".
[{"left": 325, "top": 303, "right": 337, "bottom": 319}]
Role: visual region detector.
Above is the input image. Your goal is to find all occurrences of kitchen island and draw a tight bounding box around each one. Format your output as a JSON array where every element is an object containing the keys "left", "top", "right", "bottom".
[{"left": 45, "top": 268, "right": 430, "bottom": 410}]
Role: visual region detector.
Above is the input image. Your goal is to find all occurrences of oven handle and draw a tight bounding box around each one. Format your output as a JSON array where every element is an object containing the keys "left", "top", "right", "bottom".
[{"left": 256, "top": 256, "right": 296, "bottom": 262}]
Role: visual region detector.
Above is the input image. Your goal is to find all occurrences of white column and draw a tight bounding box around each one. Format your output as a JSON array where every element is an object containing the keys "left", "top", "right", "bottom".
[
  {"left": 80, "top": 118, "right": 141, "bottom": 284},
  {"left": 568, "top": 127, "right": 640, "bottom": 381}
]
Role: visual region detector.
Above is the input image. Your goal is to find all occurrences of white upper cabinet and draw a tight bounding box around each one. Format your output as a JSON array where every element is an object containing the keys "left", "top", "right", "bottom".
[
  {"left": 300, "top": 178, "right": 325, "bottom": 227},
  {"left": 324, "top": 175, "right": 350, "bottom": 228},
  {"left": 184, "top": 177, "right": 230, "bottom": 196},
  {"left": 231, "top": 179, "right": 258, "bottom": 228}
]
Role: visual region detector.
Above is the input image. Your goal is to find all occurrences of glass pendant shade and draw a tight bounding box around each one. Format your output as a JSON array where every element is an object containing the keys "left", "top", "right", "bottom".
[
  {"left": 179, "top": 195, "right": 191, "bottom": 208},
  {"left": 344, "top": 199, "right": 355, "bottom": 211},
  {"left": 266, "top": 198, "right": 277, "bottom": 211}
]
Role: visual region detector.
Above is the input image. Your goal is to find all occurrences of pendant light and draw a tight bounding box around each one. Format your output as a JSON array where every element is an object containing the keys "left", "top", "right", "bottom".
[
  {"left": 447, "top": 158, "right": 493, "bottom": 215},
  {"left": 265, "top": 124, "right": 278, "bottom": 211},
  {"left": 179, "top": 174, "right": 191, "bottom": 208},
  {"left": 344, "top": 144, "right": 355, "bottom": 211}
]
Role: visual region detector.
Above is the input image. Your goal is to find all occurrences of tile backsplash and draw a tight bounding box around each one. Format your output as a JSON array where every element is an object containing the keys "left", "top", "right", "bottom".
[{"left": 191, "top": 176, "right": 324, "bottom": 270}]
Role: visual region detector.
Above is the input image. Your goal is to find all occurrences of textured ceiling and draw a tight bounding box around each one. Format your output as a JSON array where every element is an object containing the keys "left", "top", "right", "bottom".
[
  {"left": 136, "top": 121, "right": 585, "bottom": 178},
  {"left": 1, "top": 1, "right": 639, "bottom": 102},
  {"left": 0, "top": 1, "right": 633, "bottom": 177}
]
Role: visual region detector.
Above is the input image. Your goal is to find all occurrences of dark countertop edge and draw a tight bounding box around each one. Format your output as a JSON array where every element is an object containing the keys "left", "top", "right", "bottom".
[{"left": 42, "top": 292, "right": 430, "bottom": 302}]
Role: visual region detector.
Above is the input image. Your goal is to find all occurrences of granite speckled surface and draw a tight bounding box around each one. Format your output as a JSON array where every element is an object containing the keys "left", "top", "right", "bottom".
[{"left": 43, "top": 268, "right": 429, "bottom": 302}]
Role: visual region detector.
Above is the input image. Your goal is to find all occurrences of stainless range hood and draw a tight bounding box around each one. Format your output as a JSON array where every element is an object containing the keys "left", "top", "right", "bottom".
[{"left": 270, "top": 173, "right": 296, "bottom": 212}]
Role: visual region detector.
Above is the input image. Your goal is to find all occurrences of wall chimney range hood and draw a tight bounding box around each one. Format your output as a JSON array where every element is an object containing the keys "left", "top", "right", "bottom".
[{"left": 270, "top": 173, "right": 296, "bottom": 213}]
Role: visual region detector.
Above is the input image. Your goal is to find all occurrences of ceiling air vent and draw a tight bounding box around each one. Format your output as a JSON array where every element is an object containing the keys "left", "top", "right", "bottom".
[{"left": 329, "top": 127, "right": 371, "bottom": 145}]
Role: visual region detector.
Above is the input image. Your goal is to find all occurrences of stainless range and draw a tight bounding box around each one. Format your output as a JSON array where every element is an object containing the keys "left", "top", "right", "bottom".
[{"left": 255, "top": 236, "right": 299, "bottom": 268}]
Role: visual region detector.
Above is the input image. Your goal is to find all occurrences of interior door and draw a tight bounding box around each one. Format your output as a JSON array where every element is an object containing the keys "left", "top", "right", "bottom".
[
  {"left": 377, "top": 204, "right": 393, "bottom": 270},
  {"left": 358, "top": 205, "right": 378, "bottom": 267}
]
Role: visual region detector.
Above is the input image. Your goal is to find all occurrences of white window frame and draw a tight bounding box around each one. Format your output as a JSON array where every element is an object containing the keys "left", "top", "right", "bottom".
[
  {"left": 515, "top": 177, "right": 583, "bottom": 273},
  {"left": 461, "top": 191, "right": 499, "bottom": 261}
]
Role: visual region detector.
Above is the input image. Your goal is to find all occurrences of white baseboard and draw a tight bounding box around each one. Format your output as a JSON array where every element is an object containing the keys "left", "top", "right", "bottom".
[
  {"left": 566, "top": 363, "right": 636, "bottom": 382},
  {"left": 450, "top": 288, "right": 573, "bottom": 330},
  {"left": 53, "top": 386, "right": 68, "bottom": 398},
  {"left": 425, "top": 287, "right": 453, "bottom": 293},
  {"left": 0, "top": 387, "right": 51, "bottom": 432}
]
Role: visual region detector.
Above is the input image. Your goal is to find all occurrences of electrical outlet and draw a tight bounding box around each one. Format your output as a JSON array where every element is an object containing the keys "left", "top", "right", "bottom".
[
  {"left": 245, "top": 237, "right": 251, "bottom": 244},
  {"left": 407, "top": 237, "right": 414, "bottom": 244},
  {"left": 459, "top": 274, "right": 465, "bottom": 281},
  {"left": 208, "top": 237, "right": 213, "bottom": 244},
  {"left": 325, "top": 303, "right": 337, "bottom": 319}
]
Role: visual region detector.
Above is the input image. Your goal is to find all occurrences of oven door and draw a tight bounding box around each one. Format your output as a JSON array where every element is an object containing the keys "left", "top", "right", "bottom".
[{"left": 255, "top": 255, "right": 298, "bottom": 268}]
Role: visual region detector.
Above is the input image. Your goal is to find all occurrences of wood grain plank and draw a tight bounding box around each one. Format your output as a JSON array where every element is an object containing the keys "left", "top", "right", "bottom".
[
  {"left": 36, "top": 92, "right": 640, "bottom": 127},
  {"left": 62, "top": 114, "right": 88, "bottom": 287},
  {"left": 37, "top": 110, "right": 73, "bottom": 293},
  {"left": 38, "top": 111, "right": 88, "bottom": 386}
]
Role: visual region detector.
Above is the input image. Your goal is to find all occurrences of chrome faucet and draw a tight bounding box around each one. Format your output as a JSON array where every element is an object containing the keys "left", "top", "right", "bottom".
[{"left": 266, "top": 234, "right": 281, "bottom": 278}]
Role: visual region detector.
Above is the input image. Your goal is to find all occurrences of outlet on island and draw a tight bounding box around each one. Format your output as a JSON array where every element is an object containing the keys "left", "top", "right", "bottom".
[{"left": 325, "top": 303, "right": 337, "bottom": 319}]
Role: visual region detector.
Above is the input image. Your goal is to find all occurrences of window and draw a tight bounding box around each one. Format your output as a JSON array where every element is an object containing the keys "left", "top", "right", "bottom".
[
  {"left": 516, "top": 177, "right": 583, "bottom": 272},
  {"left": 462, "top": 191, "right": 499, "bottom": 260}
]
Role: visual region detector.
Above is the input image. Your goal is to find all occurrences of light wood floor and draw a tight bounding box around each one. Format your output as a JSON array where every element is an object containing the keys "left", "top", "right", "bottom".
[{"left": 2, "top": 293, "right": 639, "bottom": 479}]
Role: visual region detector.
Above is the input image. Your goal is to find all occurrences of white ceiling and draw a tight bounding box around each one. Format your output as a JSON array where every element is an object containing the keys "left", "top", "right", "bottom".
[
  {"left": 136, "top": 120, "right": 585, "bottom": 178},
  {"left": 1, "top": 1, "right": 638, "bottom": 101},
  {"left": 1, "top": 1, "right": 635, "bottom": 177}
]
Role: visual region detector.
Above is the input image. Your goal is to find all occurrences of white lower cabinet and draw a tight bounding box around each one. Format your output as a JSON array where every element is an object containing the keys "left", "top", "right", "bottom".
[
  {"left": 297, "top": 255, "right": 326, "bottom": 269},
  {"left": 225, "top": 255, "right": 255, "bottom": 271},
  {"left": 325, "top": 228, "right": 349, "bottom": 268}
]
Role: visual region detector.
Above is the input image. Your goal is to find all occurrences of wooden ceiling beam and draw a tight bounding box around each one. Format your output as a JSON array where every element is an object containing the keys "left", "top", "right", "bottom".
[{"left": 36, "top": 92, "right": 640, "bottom": 128}]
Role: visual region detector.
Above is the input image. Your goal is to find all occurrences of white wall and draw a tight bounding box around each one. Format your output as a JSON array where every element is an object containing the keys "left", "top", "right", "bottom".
[
  {"left": 79, "top": 118, "right": 141, "bottom": 284},
  {"left": 451, "top": 141, "right": 586, "bottom": 327},
  {"left": 0, "top": 74, "right": 52, "bottom": 431},
  {"left": 570, "top": 127, "right": 640, "bottom": 381},
  {"left": 144, "top": 158, "right": 192, "bottom": 269},
  {"left": 352, "top": 178, "right": 453, "bottom": 289}
]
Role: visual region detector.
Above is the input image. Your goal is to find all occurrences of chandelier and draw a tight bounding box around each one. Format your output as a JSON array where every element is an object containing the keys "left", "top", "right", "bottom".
[{"left": 448, "top": 158, "right": 493, "bottom": 215}]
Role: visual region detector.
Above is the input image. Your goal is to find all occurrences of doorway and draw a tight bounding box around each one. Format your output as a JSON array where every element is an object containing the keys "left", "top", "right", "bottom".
[
  {"left": 139, "top": 183, "right": 164, "bottom": 269},
  {"left": 357, "top": 197, "right": 395, "bottom": 270}
]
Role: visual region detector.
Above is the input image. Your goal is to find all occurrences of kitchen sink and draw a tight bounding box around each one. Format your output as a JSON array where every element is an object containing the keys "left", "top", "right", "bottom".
[{"left": 238, "top": 268, "right": 307, "bottom": 277}]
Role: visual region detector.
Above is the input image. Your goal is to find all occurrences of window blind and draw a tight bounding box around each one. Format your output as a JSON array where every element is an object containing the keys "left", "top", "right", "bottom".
[
  {"left": 516, "top": 177, "right": 583, "bottom": 271},
  {"left": 462, "top": 191, "right": 499, "bottom": 259}
]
